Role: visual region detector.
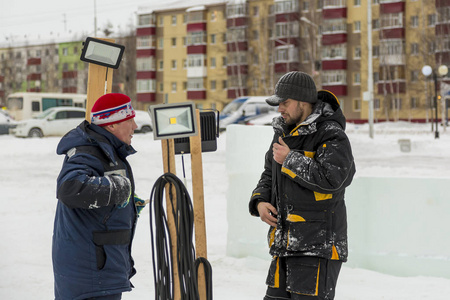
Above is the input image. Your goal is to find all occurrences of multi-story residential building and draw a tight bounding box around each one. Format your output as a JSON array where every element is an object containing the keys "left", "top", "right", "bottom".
[
  {"left": 0, "top": 35, "right": 136, "bottom": 108},
  {"left": 136, "top": 0, "right": 450, "bottom": 122}
]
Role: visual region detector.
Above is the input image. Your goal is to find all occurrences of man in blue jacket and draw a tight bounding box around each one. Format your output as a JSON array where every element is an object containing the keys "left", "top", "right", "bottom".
[
  {"left": 249, "top": 72, "right": 355, "bottom": 300},
  {"left": 52, "top": 93, "right": 145, "bottom": 300}
]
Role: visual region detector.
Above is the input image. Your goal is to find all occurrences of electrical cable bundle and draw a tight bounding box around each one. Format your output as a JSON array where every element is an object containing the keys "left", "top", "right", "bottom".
[{"left": 149, "top": 172, "right": 213, "bottom": 300}]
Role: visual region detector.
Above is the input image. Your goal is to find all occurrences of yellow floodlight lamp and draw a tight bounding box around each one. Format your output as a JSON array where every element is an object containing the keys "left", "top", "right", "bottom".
[
  {"left": 149, "top": 102, "right": 198, "bottom": 140},
  {"left": 80, "top": 37, "right": 125, "bottom": 69}
]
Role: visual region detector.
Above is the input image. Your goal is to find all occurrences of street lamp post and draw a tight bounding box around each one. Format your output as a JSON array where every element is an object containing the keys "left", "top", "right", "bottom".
[{"left": 422, "top": 65, "right": 449, "bottom": 139}]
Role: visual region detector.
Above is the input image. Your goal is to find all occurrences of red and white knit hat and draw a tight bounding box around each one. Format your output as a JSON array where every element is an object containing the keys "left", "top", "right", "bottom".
[{"left": 90, "top": 93, "right": 136, "bottom": 127}]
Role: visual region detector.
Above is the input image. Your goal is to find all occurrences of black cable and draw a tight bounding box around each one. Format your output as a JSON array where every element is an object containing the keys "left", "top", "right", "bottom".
[
  {"left": 149, "top": 172, "right": 213, "bottom": 300},
  {"left": 195, "top": 257, "right": 213, "bottom": 300}
]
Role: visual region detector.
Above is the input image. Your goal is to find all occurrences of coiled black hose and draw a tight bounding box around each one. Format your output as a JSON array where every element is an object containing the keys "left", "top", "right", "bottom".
[{"left": 149, "top": 172, "right": 212, "bottom": 300}]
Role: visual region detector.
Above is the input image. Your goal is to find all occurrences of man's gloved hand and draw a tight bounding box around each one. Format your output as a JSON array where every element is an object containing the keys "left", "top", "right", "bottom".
[{"left": 134, "top": 195, "right": 148, "bottom": 215}]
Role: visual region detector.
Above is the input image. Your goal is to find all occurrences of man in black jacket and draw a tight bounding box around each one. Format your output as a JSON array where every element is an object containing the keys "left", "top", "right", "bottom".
[{"left": 249, "top": 72, "right": 355, "bottom": 300}]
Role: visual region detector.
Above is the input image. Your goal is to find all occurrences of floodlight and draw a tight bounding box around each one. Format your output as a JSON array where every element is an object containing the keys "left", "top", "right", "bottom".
[
  {"left": 149, "top": 102, "right": 198, "bottom": 140},
  {"left": 174, "top": 111, "right": 219, "bottom": 154},
  {"left": 80, "top": 37, "right": 125, "bottom": 69}
]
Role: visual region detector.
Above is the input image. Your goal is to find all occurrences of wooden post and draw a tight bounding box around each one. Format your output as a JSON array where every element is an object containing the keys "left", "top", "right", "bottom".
[
  {"left": 161, "top": 139, "right": 180, "bottom": 300},
  {"left": 85, "top": 38, "right": 115, "bottom": 122},
  {"left": 190, "top": 109, "right": 208, "bottom": 300}
]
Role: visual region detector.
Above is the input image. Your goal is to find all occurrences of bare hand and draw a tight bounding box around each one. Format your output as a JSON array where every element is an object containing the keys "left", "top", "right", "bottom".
[
  {"left": 272, "top": 137, "right": 290, "bottom": 164},
  {"left": 257, "top": 202, "right": 278, "bottom": 227}
]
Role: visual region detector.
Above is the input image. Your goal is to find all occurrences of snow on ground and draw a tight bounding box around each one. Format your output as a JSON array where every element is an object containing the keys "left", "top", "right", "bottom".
[{"left": 1, "top": 121, "right": 450, "bottom": 299}]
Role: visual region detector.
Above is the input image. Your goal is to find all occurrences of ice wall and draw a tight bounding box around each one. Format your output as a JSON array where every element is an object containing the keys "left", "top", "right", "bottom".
[{"left": 225, "top": 124, "right": 450, "bottom": 279}]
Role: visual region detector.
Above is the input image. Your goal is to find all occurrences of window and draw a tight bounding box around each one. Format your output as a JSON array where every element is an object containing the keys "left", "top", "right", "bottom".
[
  {"left": 188, "top": 55, "right": 205, "bottom": 67},
  {"left": 411, "top": 70, "right": 419, "bottom": 82},
  {"left": 137, "top": 36, "right": 153, "bottom": 48},
  {"left": 183, "top": 59, "right": 187, "bottom": 69},
  {"left": 63, "top": 48, "right": 68, "bottom": 56},
  {"left": 427, "top": 14, "right": 436, "bottom": 26},
  {"left": 354, "top": 46, "right": 361, "bottom": 59},
  {"left": 353, "top": 72, "right": 361, "bottom": 85},
  {"left": 411, "top": 16, "right": 419, "bottom": 28},
  {"left": 302, "top": 1, "right": 309, "bottom": 11},
  {"left": 187, "top": 77, "right": 204, "bottom": 90},
  {"left": 411, "top": 43, "right": 419, "bottom": 55},
  {"left": 353, "top": 99, "right": 361, "bottom": 111},
  {"left": 322, "top": 70, "right": 347, "bottom": 85},
  {"left": 222, "top": 80, "right": 228, "bottom": 89},
  {"left": 381, "top": 12, "right": 403, "bottom": 28},
  {"left": 158, "top": 38, "right": 163, "bottom": 49},
  {"left": 253, "top": 30, "right": 259, "bottom": 40},
  {"left": 372, "top": 19, "right": 380, "bottom": 30},
  {"left": 171, "top": 37, "right": 177, "bottom": 47},
  {"left": 354, "top": 21, "right": 361, "bottom": 32},
  {"left": 159, "top": 16, "right": 164, "bottom": 26},
  {"left": 159, "top": 82, "right": 164, "bottom": 92},
  {"left": 374, "top": 98, "right": 380, "bottom": 110},
  {"left": 171, "top": 82, "right": 177, "bottom": 92},
  {"left": 373, "top": 45, "right": 380, "bottom": 57},
  {"left": 253, "top": 6, "right": 259, "bottom": 17},
  {"left": 222, "top": 56, "right": 227, "bottom": 67},
  {"left": 210, "top": 57, "right": 216, "bottom": 68},
  {"left": 159, "top": 60, "right": 163, "bottom": 70},
  {"left": 210, "top": 80, "right": 216, "bottom": 90},
  {"left": 210, "top": 34, "right": 216, "bottom": 44},
  {"left": 137, "top": 57, "right": 154, "bottom": 71},
  {"left": 410, "top": 97, "right": 418, "bottom": 109},
  {"left": 137, "top": 79, "right": 155, "bottom": 92},
  {"left": 172, "top": 15, "right": 177, "bottom": 26},
  {"left": 211, "top": 11, "right": 217, "bottom": 21},
  {"left": 391, "top": 98, "right": 402, "bottom": 110},
  {"left": 354, "top": 0, "right": 361, "bottom": 6},
  {"left": 171, "top": 60, "right": 177, "bottom": 70}
]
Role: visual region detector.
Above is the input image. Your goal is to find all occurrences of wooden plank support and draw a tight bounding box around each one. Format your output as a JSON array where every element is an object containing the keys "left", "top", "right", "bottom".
[{"left": 190, "top": 109, "right": 208, "bottom": 300}]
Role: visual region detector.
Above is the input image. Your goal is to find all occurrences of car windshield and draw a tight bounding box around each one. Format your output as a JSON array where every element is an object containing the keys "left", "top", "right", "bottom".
[
  {"left": 34, "top": 109, "right": 55, "bottom": 119},
  {"left": 222, "top": 101, "right": 245, "bottom": 115}
]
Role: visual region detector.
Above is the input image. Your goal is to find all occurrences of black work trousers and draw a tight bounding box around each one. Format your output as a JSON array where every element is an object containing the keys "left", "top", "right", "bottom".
[{"left": 264, "top": 256, "right": 342, "bottom": 300}]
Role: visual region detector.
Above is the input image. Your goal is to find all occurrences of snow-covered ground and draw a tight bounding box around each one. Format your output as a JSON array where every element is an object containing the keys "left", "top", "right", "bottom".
[{"left": 1, "top": 121, "right": 450, "bottom": 300}]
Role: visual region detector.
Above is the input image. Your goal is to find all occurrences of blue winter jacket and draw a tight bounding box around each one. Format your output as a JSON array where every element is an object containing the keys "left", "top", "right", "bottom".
[{"left": 52, "top": 121, "right": 138, "bottom": 300}]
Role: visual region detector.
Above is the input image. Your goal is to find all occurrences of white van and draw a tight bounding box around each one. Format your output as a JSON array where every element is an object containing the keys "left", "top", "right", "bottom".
[{"left": 219, "top": 96, "right": 277, "bottom": 129}]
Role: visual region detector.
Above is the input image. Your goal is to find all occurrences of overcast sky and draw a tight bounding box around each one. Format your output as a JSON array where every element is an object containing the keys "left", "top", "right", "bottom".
[{"left": 0, "top": 0, "right": 162, "bottom": 44}]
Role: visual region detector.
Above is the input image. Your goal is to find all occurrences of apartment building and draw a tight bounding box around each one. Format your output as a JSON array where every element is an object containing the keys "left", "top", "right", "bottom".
[{"left": 136, "top": 0, "right": 450, "bottom": 122}]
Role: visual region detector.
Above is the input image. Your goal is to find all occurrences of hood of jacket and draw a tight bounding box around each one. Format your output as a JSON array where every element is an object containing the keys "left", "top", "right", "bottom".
[
  {"left": 56, "top": 120, "right": 136, "bottom": 163},
  {"left": 272, "top": 90, "right": 346, "bottom": 136}
]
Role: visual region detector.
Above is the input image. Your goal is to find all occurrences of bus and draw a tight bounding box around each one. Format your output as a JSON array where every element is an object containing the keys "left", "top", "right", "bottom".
[{"left": 6, "top": 92, "right": 87, "bottom": 121}]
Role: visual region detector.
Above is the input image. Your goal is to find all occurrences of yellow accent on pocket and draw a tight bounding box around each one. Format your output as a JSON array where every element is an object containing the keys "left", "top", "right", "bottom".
[
  {"left": 331, "top": 245, "right": 340, "bottom": 260},
  {"left": 274, "top": 257, "right": 280, "bottom": 288},
  {"left": 281, "top": 167, "right": 297, "bottom": 179},
  {"left": 314, "top": 192, "right": 332, "bottom": 201},
  {"left": 314, "top": 261, "right": 320, "bottom": 296},
  {"left": 304, "top": 151, "right": 315, "bottom": 158},
  {"left": 286, "top": 214, "right": 306, "bottom": 222},
  {"left": 252, "top": 192, "right": 261, "bottom": 198}
]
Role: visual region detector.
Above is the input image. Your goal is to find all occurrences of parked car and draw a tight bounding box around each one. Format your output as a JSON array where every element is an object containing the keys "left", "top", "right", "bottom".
[
  {"left": 0, "top": 109, "right": 17, "bottom": 135},
  {"left": 219, "top": 96, "right": 276, "bottom": 129},
  {"left": 12, "top": 107, "right": 85, "bottom": 138},
  {"left": 244, "top": 111, "right": 280, "bottom": 126},
  {"left": 134, "top": 110, "right": 152, "bottom": 133}
]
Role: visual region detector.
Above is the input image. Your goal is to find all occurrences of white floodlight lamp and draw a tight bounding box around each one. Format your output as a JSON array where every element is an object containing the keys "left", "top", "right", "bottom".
[
  {"left": 80, "top": 37, "right": 125, "bottom": 69},
  {"left": 149, "top": 102, "right": 198, "bottom": 140}
]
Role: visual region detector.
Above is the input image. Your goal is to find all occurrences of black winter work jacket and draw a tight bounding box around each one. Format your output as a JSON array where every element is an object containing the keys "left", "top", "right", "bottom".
[{"left": 249, "top": 90, "right": 355, "bottom": 262}]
